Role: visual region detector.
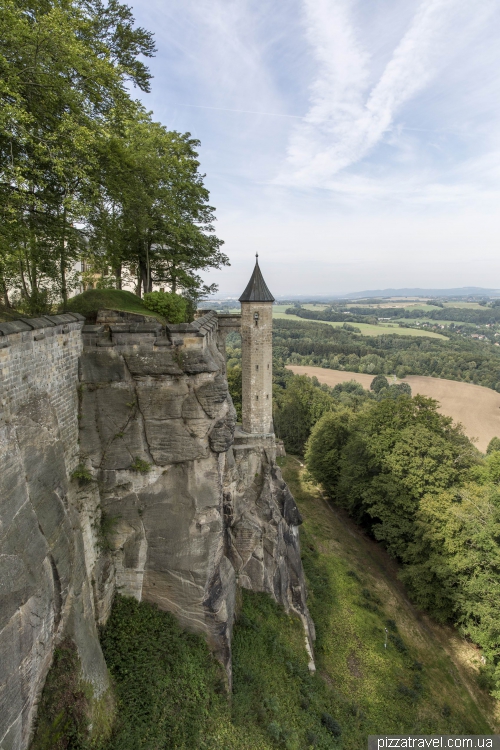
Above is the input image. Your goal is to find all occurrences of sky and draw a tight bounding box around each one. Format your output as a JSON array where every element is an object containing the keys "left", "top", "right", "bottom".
[{"left": 128, "top": 0, "right": 500, "bottom": 297}]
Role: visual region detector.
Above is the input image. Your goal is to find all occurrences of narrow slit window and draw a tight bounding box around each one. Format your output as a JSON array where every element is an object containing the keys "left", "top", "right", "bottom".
[
  {"left": 256, "top": 395, "right": 259, "bottom": 400},
  {"left": 256, "top": 365, "right": 259, "bottom": 370}
]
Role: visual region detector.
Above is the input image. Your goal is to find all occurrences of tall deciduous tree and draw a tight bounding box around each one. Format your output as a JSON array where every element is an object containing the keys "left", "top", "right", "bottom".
[
  {"left": 88, "top": 113, "right": 228, "bottom": 299},
  {"left": 0, "top": 0, "right": 154, "bottom": 310}
]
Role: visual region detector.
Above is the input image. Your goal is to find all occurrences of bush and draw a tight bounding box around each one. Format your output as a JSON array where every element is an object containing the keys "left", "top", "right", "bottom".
[
  {"left": 99, "top": 596, "right": 227, "bottom": 749},
  {"left": 71, "top": 464, "right": 93, "bottom": 483},
  {"left": 321, "top": 713, "right": 342, "bottom": 737},
  {"left": 267, "top": 721, "right": 282, "bottom": 741},
  {"left": 143, "top": 291, "right": 188, "bottom": 323},
  {"left": 130, "top": 457, "right": 151, "bottom": 473}
]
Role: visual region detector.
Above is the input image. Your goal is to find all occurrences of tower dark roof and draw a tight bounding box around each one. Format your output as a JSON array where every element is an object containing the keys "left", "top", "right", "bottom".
[{"left": 239, "top": 255, "right": 275, "bottom": 303}]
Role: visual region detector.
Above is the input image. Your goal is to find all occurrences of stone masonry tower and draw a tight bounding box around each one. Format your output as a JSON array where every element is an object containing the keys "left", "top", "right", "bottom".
[{"left": 239, "top": 254, "right": 275, "bottom": 434}]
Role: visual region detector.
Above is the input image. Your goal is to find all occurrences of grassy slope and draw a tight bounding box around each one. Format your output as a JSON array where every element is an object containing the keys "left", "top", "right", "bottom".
[
  {"left": 32, "top": 457, "right": 498, "bottom": 750},
  {"left": 272, "top": 311, "right": 448, "bottom": 340},
  {"left": 281, "top": 456, "right": 498, "bottom": 740},
  {"left": 64, "top": 289, "right": 162, "bottom": 321}
]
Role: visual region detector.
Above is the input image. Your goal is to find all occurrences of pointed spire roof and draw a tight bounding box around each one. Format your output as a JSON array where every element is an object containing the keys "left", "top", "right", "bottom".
[{"left": 239, "top": 254, "right": 275, "bottom": 302}]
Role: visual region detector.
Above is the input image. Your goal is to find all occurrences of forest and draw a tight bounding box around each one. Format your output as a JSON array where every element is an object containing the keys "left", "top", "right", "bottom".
[{"left": 272, "top": 318, "right": 500, "bottom": 390}]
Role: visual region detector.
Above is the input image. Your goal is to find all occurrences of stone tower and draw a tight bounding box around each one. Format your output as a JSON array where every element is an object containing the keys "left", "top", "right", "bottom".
[{"left": 239, "top": 254, "right": 275, "bottom": 434}]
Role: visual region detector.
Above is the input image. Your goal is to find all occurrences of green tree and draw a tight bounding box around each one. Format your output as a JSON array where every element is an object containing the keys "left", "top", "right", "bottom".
[
  {"left": 273, "top": 375, "right": 337, "bottom": 454},
  {"left": 305, "top": 410, "right": 355, "bottom": 495},
  {"left": 0, "top": 0, "right": 155, "bottom": 310},
  {"left": 486, "top": 436, "right": 500, "bottom": 454},
  {"left": 401, "top": 483, "right": 500, "bottom": 696},
  {"left": 87, "top": 114, "right": 228, "bottom": 298}
]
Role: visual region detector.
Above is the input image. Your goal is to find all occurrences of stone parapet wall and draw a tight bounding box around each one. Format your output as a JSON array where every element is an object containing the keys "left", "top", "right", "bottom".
[
  {"left": 0, "top": 313, "right": 85, "bottom": 473},
  {"left": 0, "top": 312, "right": 109, "bottom": 750}
]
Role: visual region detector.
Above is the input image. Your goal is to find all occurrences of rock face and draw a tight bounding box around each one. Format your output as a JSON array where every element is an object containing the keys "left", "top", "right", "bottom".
[
  {"left": 0, "top": 309, "right": 313, "bottom": 749},
  {"left": 79, "top": 311, "right": 314, "bottom": 678}
]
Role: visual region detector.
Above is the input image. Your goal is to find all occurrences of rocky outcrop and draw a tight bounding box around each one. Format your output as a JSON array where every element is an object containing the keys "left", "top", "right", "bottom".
[
  {"left": 79, "top": 311, "right": 313, "bottom": 679},
  {"left": 0, "top": 309, "right": 313, "bottom": 749}
]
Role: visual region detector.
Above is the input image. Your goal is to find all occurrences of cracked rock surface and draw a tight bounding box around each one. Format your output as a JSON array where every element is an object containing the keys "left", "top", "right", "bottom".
[
  {"left": 78, "top": 334, "right": 313, "bottom": 681},
  {"left": 0, "top": 317, "right": 313, "bottom": 750}
]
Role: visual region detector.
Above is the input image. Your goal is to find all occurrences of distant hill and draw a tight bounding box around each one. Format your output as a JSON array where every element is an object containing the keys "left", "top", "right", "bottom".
[{"left": 341, "top": 287, "right": 500, "bottom": 299}]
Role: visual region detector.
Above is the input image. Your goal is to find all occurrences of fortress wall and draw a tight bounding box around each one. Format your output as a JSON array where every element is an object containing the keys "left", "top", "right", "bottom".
[
  {"left": 0, "top": 314, "right": 109, "bottom": 750},
  {"left": 0, "top": 314, "right": 84, "bottom": 472}
]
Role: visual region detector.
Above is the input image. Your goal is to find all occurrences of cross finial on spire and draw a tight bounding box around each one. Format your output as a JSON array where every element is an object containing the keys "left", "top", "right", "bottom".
[{"left": 255, "top": 252, "right": 259, "bottom": 263}]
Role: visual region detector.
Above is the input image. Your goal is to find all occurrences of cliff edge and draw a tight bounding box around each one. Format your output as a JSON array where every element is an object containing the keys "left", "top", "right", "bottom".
[{"left": 0, "top": 309, "right": 313, "bottom": 750}]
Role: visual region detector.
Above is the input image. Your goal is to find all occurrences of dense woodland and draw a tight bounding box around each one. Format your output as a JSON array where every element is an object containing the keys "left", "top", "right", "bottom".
[{"left": 0, "top": 0, "right": 227, "bottom": 315}]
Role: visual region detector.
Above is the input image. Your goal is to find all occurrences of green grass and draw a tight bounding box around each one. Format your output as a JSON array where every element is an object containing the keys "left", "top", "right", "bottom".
[
  {"left": 346, "top": 303, "right": 438, "bottom": 312},
  {"left": 272, "top": 312, "right": 448, "bottom": 339},
  {"left": 34, "top": 458, "right": 497, "bottom": 749},
  {"left": 280, "top": 456, "right": 497, "bottom": 741},
  {"left": 29, "top": 638, "right": 113, "bottom": 750},
  {"left": 302, "top": 304, "right": 330, "bottom": 311},
  {"left": 0, "top": 305, "right": 24, "bottom": 322},
  {"left": 64, "top": 289, "right": 163, "bottom": 322},
  {"left": 394, "top": 318, "right": 469, "bottom": 327},
  {"left": 443, "top": 301, "right": 485, "bottom": 309}
]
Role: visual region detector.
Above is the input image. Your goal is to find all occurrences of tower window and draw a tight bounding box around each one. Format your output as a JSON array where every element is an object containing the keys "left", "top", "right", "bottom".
[
  {"left": 267, "top": 364, "right": 269, "bottom": 369},
  {"left": 266, "top": 394, "right": 269, "bottom": 399},
  {"left": 256, "top": 365, "right": 259, "bottom": 370},
  {"left": 256, "top": 395, "right": 259, "bottom": 400}
]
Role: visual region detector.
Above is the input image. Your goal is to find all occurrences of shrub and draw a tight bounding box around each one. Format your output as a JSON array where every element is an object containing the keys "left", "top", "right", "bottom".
[
  {"left": 98, "top": 511, "right": 119, "bottom": 552},
  {"left": 99, "top": 596, "right": 227, "bottom": 749},
  {"left": 389, "top": 633, "right": 408, "bottom": 653},
  {"left": 29, "top": 638, "right": 98, "bottom": 750},
  {"left": 267, "top": 721, "right": 282, "bottom": 741},
  {"left": 71, "top": 464, "right": 92, "bottom": 483},
  {"left": 143, "top": 291, "right": 187, "bottom": 323},
  {"left": 130, "top": 457, "right": 151, "bottom": 473},
  {"left": 321, "top": 713, "right": 342, "bottom": 737}
]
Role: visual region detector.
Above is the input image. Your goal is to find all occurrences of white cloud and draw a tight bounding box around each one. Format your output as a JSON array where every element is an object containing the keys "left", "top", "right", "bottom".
[{"left": 278, "top": 0, "right": 497, "bottom": 188}]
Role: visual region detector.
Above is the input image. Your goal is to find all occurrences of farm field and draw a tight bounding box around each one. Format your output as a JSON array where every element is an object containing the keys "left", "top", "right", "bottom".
[
  {"left": 288, "top": 365, "right": 500, "bottom": 452},
  {"left": 273, "top": 311, "right": 448, "bottom": 339},
  {"left": 394, "top": 318, "right": 469, "bottom": 327}
]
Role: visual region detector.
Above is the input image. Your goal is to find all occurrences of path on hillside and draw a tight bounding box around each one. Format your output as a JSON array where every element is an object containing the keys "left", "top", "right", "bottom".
[{"left": 288, "top": 365, "right": 500, "bottom": 453}]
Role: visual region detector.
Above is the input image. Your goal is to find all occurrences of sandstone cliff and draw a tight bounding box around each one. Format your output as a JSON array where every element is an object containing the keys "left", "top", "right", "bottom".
[{"left": 0, "top": 309, "right": 313, "bottom": 750}]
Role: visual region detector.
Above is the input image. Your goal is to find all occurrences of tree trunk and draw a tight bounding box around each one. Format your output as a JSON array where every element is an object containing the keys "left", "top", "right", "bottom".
[
  {"left": 60, "top": 208, "right": 68, "bottom": 307},
  {"left": 114, "top": 263, "right": 122, "bottom": 290},
  {"left": 0, "top": 273, "right": 11, "bottom": 308},
  {"left": 139, "top": 259, "right": 148, "bottom": 298}
]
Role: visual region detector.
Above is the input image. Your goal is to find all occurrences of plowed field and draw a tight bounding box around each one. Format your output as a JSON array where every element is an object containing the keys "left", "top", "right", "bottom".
[{"left": 287, "top": 365, "right": 500, "bottom": 453}]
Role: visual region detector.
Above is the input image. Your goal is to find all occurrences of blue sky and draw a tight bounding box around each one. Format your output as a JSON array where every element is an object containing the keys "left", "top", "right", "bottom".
[{"left": 129, "top": 0, "right": 500, "bottom": 296}]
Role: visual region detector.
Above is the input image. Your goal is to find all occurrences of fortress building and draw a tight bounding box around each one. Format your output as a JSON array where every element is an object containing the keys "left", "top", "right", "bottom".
[{"left": 239, "top": 254, "right": 275, "bottom": 434}]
